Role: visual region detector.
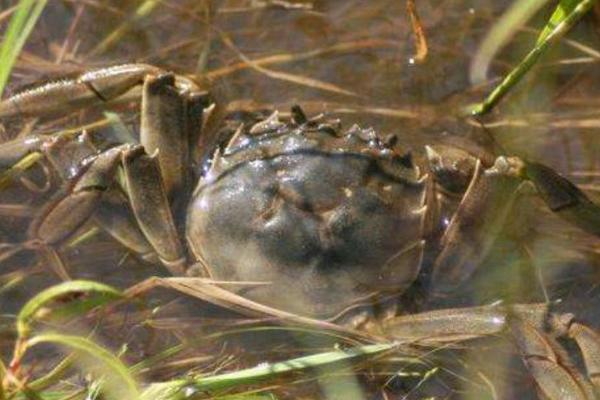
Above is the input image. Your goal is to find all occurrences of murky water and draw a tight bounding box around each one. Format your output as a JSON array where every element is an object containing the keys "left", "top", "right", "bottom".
[{"left": 2, "top": 1, "right": 600, "bottom": 399}]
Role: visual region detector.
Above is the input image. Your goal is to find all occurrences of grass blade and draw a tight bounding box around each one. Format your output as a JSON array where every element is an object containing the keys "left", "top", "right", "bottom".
[
  {"left": 141, "top": 343, "right": 395, "bottom": 400},
  {"left": 471, "top": 0, "right": 598, "bottom": 115},
  {"left": 27, "top": 333, "right": 139, "bottom": 400},
  {"left": 469, "top": 0, "right": 549, "bottom": 84},
  {"left": 0, "top": 0, "right": 48, "bottom": 98},
  {"left": 17, "top": 280, "right": 122, "bottom": 337},
  {"left": 537, "top": 0, "right": 582, "bottom": 43}
]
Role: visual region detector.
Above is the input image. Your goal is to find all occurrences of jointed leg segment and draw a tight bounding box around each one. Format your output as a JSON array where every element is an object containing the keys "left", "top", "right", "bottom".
[{"left": 0, "top": 64, "right": 202, "bottom": 119}]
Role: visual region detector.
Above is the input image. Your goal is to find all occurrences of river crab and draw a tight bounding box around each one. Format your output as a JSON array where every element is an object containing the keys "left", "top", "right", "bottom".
[{"left": 1, "top": 64, "right": 600, "bottom": 399}]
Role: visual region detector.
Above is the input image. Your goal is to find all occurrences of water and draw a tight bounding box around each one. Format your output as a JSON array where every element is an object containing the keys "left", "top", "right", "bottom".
[{"left": 2, "top": 1, "right": 600, "bottom": 399}]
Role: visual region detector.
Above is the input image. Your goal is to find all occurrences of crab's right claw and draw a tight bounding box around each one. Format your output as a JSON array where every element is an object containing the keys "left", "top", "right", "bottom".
[{"left": 524, "top": 161, "right": 600, "bottom": 237}]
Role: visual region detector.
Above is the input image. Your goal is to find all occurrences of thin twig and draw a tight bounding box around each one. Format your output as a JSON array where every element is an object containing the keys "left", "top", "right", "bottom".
[{"left": 406, "top": 0, "right": 428, "bottom": 63}]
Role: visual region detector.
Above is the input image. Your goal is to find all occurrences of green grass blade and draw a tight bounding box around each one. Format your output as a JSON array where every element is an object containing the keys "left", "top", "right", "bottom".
[
  {"left": 26, "top": 333, "right": 139, "bottom": 400},
  {"left": 471, "top": 0, "right": 598, "bottom": 115},
  {"left": 470, "top": 0, "right": 549, "bottom": 84},
  {"left": 0, "top": 152, "right": 43, "bottom": 190},
  {"left": 141, "top": 343, "right": 395, "bottom": 400},
  {"left": 11, "top": 0, "right": 47, "bottom": 59},
  {"left": 17, "top": 280, "right": 122, "bottom": 337},
  {"left": 0, "top": 0, "right": 48, "bottom": 98},
  {"left": 0, "top": 0, "right": 36, "bottom": 71},
  {"left": 537, "top": 0, "right": 581, "bottom": 43},
  {"left": 27, "top": 354, "right": 75, "bottom": 392}
]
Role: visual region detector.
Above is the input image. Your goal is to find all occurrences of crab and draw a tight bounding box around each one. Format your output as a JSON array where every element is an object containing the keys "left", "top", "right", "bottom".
[{"left": 1, "top": 64, "right": 600, "bottom": 399}]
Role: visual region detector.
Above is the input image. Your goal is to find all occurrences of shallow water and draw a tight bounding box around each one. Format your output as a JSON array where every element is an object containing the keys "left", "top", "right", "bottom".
[{"left": 2, "top": 1, "right": 600, "bottom": 399}]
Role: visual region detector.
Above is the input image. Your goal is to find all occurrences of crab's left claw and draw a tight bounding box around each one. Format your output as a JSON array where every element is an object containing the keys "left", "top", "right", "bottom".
[{"left": 523, "top": 161, "right": 600, "bottom": 237}]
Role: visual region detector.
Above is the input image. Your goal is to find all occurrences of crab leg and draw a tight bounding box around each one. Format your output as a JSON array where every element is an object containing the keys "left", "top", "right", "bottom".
[
  {"left": 381, "top": 303, "right": 548, "bottom": 343},
  {"left": 140, "top": 73, "right": 209, "bottom": 207},
  {"left": 0, "top": 135, "right": 46, "bottom": 168},
  {"left": 0, "top": 130, "right": 158, "bottom": 263},
  {"left": 567, "top": 322, "right": 600, "bottom": 389},
  {"left": 509, "top": 316, "right": 597, "bottom": 400},
  {"left": 0, "top": 64, "right": 210, "bottom": 208},
  {"left": 21, "top": 140, "right": 186, "bottom": 274},
  {"left": 429, "top": 155, "right": 523, "bottom": 293},
  {"left": 523, "top": 161, "right": 600, "bottom": 238},
  {"left": 0, "top": 129, "right": 100, "bottom": 173},
  {"left": 93, "top": 189, "right": 157, "bottom": 263},
  {"left": 121, "top": 146, "right": 186, "bottom": 275},
  {"left": 382, "top": 304, "right": 600, "bottom": 400},
  {"left": 0, "top": 64, "right": 201, "bottom": 119},
  {"left": 429, "top": 149, "right": 600, "bottom": 294},
  {"left": 28, "top": 145, "right": 126, "bottom": 246},
  {"left": 0, "top": 65, "right": 213, "bottom": 273}
]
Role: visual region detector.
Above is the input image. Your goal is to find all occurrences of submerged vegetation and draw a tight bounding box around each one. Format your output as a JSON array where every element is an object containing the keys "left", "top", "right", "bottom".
[{"left": 0, "top": 0, "right": 600, "bottom": 399}]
